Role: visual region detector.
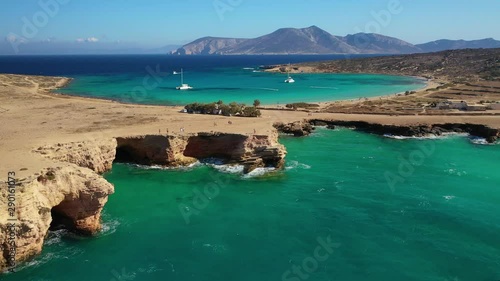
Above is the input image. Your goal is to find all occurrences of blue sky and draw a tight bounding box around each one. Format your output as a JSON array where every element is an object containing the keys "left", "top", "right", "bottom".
[{"left": 0, "top": 0, "right": 499, "bottom": 54}]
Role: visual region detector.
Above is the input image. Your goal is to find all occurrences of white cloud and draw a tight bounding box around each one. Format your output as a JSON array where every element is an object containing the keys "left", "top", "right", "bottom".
[
  {"left": 42, "top": 37, "right": 56, "bottom": 43},
  {"left": 76, "top": 37, "right": 99, "bottom": 43},
  {"left": 5, "top": 34, "right": 27, "bottom": 44}
]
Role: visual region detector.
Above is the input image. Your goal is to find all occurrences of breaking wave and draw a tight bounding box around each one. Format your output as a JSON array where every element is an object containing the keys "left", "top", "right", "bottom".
[{"left": 285, "top": 160, "right": 312, "bottom": 170}]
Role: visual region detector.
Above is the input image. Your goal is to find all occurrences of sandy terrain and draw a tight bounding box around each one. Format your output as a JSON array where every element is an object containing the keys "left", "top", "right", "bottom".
[{"left": 1, "top": 74, "right": 499, "bottom": 180}]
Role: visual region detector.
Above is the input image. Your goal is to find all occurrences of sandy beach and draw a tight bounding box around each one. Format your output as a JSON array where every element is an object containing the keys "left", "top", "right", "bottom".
[{"left": 1, "top": 73, "right": 499, "bottom": 180}]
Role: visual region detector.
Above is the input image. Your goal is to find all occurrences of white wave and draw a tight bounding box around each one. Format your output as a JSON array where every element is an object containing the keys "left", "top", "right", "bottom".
[
  {"left": 252, "top": 70, "right": 261, "bottom": 73},
  {"left": 443, "top": 195, "right": 456, "bottom": 201},
  {"left": 445, "top": 168, "right": 467, "bottom": 177},
  {"left": 249, "top": 87, "right": 279, "bottom": 91},
  {"left": 211, "top": 164, "right": 245, "bottom": 174},
  {"left": 138, "top": 263, "right": 164, "bottom": 274},
  {"left": 202, "top": 243, "right": 228, "bottom": 254},
  {"left": 242, "top": 167, "right": 276, "bottom": 178},
  {"left": 285, "top": 160, "right": 311, "bottom": 170},
  {"left": 310, "top": 86, "right": 338, "bottom": 90},
  {"left": 198, "top": 158, "right": 244, "bottom": 174},
  {"left": 130, "top": 162, "right": 200, "bottom": 171},
  {"left": 468, "top": 136, "right": 497, "bottom": 145},
  {"left": 100, "top": 219, "right": 121, "bottom": 237},
  {"left": 44, "top": 229, "right": 68, "bottom": 246},
  {"left": 383, "top": 134, "right": 441, "bottom": 140},
  {"left": 12, "top": 252, "right": 61, "bottom": 273},
  {"left": 129, "top": 159, "right": 277, "bottom": 178},
  {"left": 243, "top": 67, "right": 255, "bottom": 70}
]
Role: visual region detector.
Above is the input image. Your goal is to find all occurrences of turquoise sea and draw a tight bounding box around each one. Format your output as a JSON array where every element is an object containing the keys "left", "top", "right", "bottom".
[
  {"left": 55, "top": 71, "right": 424, "bottom": 106},
  {"left": 1, "top": 56, "right": 498, "bottom": 281},
  {"left": 5, "top": 129, "right": 500, "bottom": 281},
  {"left": 0, "top": 55, "right": 425, "bottom": 105}
]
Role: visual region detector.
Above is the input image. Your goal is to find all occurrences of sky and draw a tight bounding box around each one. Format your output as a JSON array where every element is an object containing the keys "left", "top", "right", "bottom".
[{"left": 0, "top": 0, "right": 499, "bottom": 55}]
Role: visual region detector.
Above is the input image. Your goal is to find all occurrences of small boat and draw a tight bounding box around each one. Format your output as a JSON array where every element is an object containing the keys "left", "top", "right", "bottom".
[
  {"left": 176, "top": 68, "right": 193, "bottom": 90},
  {"left": 284, "top": 63, "right": 295, "bottom": 83},
  {"left": 173, "top": 71, "right": 179, "bottom": 75}
]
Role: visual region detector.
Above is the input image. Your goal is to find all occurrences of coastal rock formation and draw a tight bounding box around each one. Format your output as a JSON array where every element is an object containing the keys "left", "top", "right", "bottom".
[
  {"left": 34, "top": 139, "right": 117, "bottom": 174},
  {"left": 115, "top": 135, "right": 196, "bottom": 167},
  {"left": 1, "top": 131, "right": 286, "bottom": 272},
  {"left": 309, "top": 119, "right": 500, "bottom": 143},
  {"left": 116, "top": 132, "right": 286, "bottom": 172},
  {"left": 0, "top": 166, "right": 114, "bottom": 271},
  {"left": 274, "top": 121, "right": 314, "bottom": 137}
]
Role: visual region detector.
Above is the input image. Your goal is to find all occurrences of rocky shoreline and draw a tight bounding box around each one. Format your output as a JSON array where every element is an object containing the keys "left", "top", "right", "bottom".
[
  {"left": 0, "top": 131, "right": 286, "bottom": 272},
  {"left": 274, "top": 120, "right": 499, "bottom": 143}
]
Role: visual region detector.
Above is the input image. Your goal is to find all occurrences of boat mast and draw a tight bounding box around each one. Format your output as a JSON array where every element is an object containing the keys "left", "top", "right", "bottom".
[{"left": 181, "top": 68, "right": 184, "bottom": 84}]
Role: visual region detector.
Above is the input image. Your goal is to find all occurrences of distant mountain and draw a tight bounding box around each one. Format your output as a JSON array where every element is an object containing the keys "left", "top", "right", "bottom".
[
  {"left": 342, "top": 33, "right": 421, "bottom": 54},
  {"left": 219, "top": 26, "right": 357, "bottom": 55},
  {"left": 416, "top": 38, "right": 500, "bottom": 53},
  {"left": 172, "top": 37, "right": 247, "bottom": 55},
  {"left": 170, "top": 26, "right": 499, "bottom": 55},
  {"left": 171, "top": 26, "right": 419, "bottom": 55},
  {"left": 145, "top": 44, "right": 181, "bottom": 54}
]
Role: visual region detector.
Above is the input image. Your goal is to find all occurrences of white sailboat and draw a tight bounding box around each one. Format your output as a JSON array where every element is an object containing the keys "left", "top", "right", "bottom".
[
  {"left": 284, "top": 63, "right": 295, "bottom": 83},
  {"left": 176, "top": 68, "right": 193, "bottom": 90}
]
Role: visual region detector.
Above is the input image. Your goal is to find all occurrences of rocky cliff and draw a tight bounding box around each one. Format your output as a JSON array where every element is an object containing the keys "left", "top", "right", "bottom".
[
  {"left": 0, "top": 166, "right": 114, "bottom": 271},
  {"left": 0, "top": 131, "right": 286, "bottom": 272},
  {"left": 309, "top": 119, "right": 500, "bottom": 143},
  {"left": 115, "top": 132, "right": 286, "bottom": 172}
]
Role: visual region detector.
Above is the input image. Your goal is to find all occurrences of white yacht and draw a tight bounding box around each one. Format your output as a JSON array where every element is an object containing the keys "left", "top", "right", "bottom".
[
  {"left": 176, "top": 68, "right": 193, "bottom": 90},
  {"left": 284, "top": 63, "right": 295, "bottom": 83}
]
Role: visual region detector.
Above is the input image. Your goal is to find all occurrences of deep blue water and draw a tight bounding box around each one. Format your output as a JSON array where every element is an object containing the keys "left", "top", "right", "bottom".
[{"left": 0, "top": 54, "right": 374, "bottom": 76}]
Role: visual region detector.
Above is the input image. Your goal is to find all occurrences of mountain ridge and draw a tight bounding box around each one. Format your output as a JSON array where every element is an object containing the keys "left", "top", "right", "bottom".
[{"left": 171, "top": 26, "right": 500, "bottom": 55}]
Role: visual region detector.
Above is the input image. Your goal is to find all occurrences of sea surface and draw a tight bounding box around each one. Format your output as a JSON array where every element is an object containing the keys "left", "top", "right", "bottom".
[
  {"left": 4, "top": 129, "right": 500, "bottom": 281},
  {"left": 1, "top": 56, "right": 499, "bottom": 281},
  {"left": 0, "top": 55, "right": 425, "bottom": 105}
]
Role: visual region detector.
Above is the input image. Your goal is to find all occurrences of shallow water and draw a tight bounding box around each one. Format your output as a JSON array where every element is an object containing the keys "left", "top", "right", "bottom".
[
  {"left": 0, "top": 55, "right": 425, "bottom": 105},
  {"left": 56, "top": 71, "right": 424, "bottom": 106}
]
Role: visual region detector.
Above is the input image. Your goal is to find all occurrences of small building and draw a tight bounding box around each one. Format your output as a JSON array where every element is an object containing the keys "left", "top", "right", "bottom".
[
  {"left": 487, "top": 103, "right": 500, "bottom": 110},
  {"left": 434, "top": 101, "right": 451, "bottom": 109},
  {"left": 449, "top": 101, "right": 468, "bottom": 110},
  {"left": 465, "top": 104, "right": 487, "bottom": 111},
  {"left": 433, "top": 100, "right": 470, "bottom": 111}
]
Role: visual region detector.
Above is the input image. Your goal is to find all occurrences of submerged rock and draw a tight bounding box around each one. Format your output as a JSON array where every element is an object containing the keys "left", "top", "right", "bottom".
[{"left": 274, "top": 121, "right": 314, "bottom": 137}]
